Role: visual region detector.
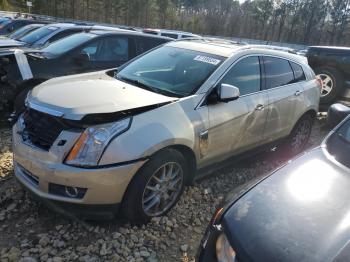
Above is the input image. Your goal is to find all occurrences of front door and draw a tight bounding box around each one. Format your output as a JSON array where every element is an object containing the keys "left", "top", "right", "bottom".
[{"left": 204, "top": 56, "right": 269, "bottom": 164}]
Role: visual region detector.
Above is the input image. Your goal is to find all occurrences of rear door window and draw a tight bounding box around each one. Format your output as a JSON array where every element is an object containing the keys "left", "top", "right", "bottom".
[
  {"left": 161, "top": 33, "right": 178, "bottom": 39},
  {"left": 80, "top": 36, "right": 129, "bottom": 62},
  {"left": 46, "top": 29, "right": 81, "bottom": 44},
  {"left": 220, "top": 56, "right": 261, "bottom": 95},
  {"left": 290, "top": 62, "right": 306, "bottom": 82},
  {"left": 135, "top": 37, "right": 168, "bottom": 55},
  {"left": 263, "top": 56, "right": 295, "bottom": 89}
]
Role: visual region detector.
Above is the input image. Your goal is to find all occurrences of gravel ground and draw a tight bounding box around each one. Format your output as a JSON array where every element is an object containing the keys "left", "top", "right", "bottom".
[{"left": 0, "top": 117, "right": 329, "bottom": 262}]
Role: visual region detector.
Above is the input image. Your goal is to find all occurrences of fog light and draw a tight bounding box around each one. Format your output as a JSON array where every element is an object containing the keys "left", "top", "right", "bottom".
[
  {"left": 48, "top": 183, "right": 87, "bottom": 199},
  {"left": 65, "top": 186, "right": 79, "bottom": 198}
]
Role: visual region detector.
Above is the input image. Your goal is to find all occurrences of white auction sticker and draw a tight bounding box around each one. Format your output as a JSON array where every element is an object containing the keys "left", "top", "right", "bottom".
[
  {"left": 194, "top": 55, "right": 221, "bottom": 65},
  {"left": 13, "top": 49, "right": 33, "bottom": 80}
]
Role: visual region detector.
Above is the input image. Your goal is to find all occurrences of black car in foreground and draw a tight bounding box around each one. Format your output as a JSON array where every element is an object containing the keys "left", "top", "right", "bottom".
[
  {"left": 198, "top": 111, "right": 350, "bottom": 262},
  {"left": 0, "top": 30, "right": 171, "bottom": 116}
]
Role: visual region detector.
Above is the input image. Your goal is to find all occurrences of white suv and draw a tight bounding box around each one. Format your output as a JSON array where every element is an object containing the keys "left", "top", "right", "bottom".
[{"left": 13, "top": 39, "right": 320, "bottom": 224}]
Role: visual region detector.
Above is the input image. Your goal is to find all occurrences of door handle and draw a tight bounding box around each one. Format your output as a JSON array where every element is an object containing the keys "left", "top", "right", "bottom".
[
  {"left": 255, "top": 104, "right": 264, "bottom": 111},
  {"left": 295, "top": 90, "right": 302, "bottom": 96}
]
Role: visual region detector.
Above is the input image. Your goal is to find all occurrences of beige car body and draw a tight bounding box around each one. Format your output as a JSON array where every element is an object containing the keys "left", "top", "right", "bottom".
[{"left": 13, "top": 40, "right": 320, "bottom": 209}]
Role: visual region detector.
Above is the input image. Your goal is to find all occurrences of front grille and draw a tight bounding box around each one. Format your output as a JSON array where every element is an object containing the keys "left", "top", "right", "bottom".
[{"left": 22, "top": 109, "right": 66, "bottom": 150}]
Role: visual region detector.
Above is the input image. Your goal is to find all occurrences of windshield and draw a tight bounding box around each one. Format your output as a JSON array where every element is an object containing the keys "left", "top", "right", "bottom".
[
  {"left": 326, "top": 117, "right": 350, "bottom": 168},
  {"left": 8, "top": 25, "right": 35, "bottom": 40},
  {"left": 19, "top": 26, "right": 58, "bottom": 44},
  {"left": 117, "top": 46, "right": 224, "bottom": 97},
  {"left": 0, "top": 19, "right": 11, "bottom": 27},
  {"left": 41, "top": 33, "right": 96, "bottom": 56}
]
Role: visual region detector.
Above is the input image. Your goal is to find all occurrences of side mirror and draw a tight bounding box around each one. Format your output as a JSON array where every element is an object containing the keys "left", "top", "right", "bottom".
[
  {"left": 73, "top": 52, "right": 89, "bottom": 64},
  {"left": 218, "top": 83, "right": 240, "bottom": 102}
]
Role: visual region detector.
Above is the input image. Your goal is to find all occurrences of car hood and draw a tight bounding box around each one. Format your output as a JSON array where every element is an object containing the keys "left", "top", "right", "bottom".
[
  {"left": 28, "top": 71, "right": 178, "bottom": 121},
  {"left": 0, "top": 39, "right": 25, "bottom": 48},
  {"left": 222, "top": 148, "right": 350, "bottom": 262}
]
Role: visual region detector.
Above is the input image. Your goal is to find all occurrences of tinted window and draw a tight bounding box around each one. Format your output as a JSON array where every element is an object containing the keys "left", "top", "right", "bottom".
[
  {"left": 80, "top": 36, "right": 129, "bottom": 62},
  {"left": 135, "top": 37, "right": 168, "bottom": 55},
  {"left": 291, "top": 62, "right": 306, "bottom": 82},
  {"left": 8, "top": 25, "right": 37, "bottom": 39},
  {"left": 41, "top": 33, "right": 96, "bottom": 56},
  {"left": 181, "top": 35, "right": 193, "bottom": 39},
  {"left": 20, "top": 26, "right": 58, "bottom": 44},
  {"left": 221, "top": 56, "right": 261, "bottom": 95},
  {"left": 161, "top": 33, "right": 178, "bottom": 39},
  {"left": 46, "top": 29, "right": 80, "bottom": 44},
  {"left": 264, "top": 57, "right": 294, "bottom": 89}
]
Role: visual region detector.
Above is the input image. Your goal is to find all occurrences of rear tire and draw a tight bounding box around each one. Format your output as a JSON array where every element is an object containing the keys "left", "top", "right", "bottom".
[
  {"left": 282, "top": 114, "right": 313, "bottom": 156},
  {"left": 122, "top": 148, "right": 187, "bottom": 225},
  {"left": 315, "top": 67, "right": 344, "bottom": 104}
]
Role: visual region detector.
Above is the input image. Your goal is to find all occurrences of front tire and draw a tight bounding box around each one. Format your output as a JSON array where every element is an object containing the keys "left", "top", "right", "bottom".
[{"left": 122, "top": 148, "right": 187, "bottom": 225}]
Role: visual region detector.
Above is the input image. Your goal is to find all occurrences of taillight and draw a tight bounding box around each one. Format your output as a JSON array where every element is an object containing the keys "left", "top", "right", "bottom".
[{"left": 316, "top": 76, "right": 323, "bottom": 91}]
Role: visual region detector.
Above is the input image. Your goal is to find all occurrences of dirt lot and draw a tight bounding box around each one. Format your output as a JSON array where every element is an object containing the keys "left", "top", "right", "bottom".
[{"left": 0, "top": 118, "right": 329, "bottom": 262}]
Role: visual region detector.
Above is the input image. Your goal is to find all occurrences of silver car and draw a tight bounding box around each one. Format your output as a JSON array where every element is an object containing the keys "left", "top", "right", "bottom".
[{"left": 12, "top": 39, "right": 320, "bottom": 224}]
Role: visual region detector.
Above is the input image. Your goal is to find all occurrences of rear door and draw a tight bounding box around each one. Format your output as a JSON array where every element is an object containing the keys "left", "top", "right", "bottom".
[
  {"left": 262, "top": 56, "right": 305, "bottom": 142},
  {"left": 204, "top": 56, "right": 269, "bottom": 164}
]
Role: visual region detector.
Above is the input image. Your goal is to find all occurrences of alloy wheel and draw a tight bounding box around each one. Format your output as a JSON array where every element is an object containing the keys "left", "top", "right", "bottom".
[
  {"left": 318, "top": 73, "right": 334, "bottom": 97},
  {"left": 291, "top": 119, "right": 312, "bottom": 154},
  {"left": 142, "top": 162, "right": 183, "bottom": 217}
]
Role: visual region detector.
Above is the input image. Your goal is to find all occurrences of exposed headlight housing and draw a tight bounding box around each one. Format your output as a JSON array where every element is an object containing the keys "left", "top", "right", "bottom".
[
  {"left": 216, "top": 233, "right": 237, "bottom": 262},
  {"left": 65, "top": 117, "right": 131, "bottom": 167}
]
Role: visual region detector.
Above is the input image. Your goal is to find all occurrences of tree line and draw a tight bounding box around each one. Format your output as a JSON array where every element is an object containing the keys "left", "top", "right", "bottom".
[{"left": 2, "top": 0, "right": 350, "bottom": 46}]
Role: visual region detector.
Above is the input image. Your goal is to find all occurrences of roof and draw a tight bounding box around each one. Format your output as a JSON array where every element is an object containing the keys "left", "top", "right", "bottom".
[
  {"left": 166, "top": 39, "right": 308, "bottom": 63},
  {"left": 166, "top": 38, "right": 244, "bottom": 57},
  {"left": 88, "top": 30, "right": 173, "bottom": 41}
]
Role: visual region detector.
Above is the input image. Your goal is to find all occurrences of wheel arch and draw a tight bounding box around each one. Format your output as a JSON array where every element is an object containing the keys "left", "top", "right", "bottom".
[{"left": 294, "top": 109, "right": 317, "bottom": 129}]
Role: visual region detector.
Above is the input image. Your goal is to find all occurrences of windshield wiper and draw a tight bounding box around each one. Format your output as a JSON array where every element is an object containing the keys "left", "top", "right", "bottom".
[
  {"left": 117, "top": 75, "right": 183, "bottom": 98},
  {"left": 117, "top": 75, "right": 159, "bottom": 93}
]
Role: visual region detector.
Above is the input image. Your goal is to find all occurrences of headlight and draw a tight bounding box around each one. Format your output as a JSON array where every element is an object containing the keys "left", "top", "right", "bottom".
[
  {"left": 216, "top": 233, "right": 237, "bottom": 262},
  {"left": 65, "top": 117, "right": 131, "bottom": 167},
  {"left": 25, "top": 90, "right": 32, "bottom": 107}
]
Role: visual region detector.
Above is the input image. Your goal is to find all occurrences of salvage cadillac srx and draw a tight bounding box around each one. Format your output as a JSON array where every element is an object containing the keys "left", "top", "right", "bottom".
[{"left": 13, "top": 39, "right": 320, "bottom": 224}]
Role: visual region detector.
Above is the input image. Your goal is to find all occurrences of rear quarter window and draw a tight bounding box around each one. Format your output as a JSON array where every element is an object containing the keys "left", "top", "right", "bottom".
[
  {"left": 263, "top": 56, "right": 294, "bottom": 89},
  {"left": 290, "top": 62, "right": 306, "bottom": 82}
]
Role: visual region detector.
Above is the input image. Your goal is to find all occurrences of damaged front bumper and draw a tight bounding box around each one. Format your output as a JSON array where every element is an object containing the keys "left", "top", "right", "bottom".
[{"left": 12, "top": 120, "right": 146, "bottom": 219}]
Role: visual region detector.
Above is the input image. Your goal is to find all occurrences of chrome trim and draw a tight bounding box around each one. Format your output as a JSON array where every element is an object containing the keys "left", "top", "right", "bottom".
[{"left": 28, "top": 101, "right": 64, "bottom": 117}]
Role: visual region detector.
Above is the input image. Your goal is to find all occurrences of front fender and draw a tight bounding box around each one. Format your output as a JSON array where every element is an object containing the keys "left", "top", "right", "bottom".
[{"left": 99, "top": 100, "right": 200, "bottom": 166}]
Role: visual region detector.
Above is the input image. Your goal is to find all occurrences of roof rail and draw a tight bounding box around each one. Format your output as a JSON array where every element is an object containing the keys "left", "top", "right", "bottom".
[
  {"left": 244, "top": 44, "right": 298, "bottom": 54},
  {"left": 175, "top": 37, "right": 246, "bottom": 46}
]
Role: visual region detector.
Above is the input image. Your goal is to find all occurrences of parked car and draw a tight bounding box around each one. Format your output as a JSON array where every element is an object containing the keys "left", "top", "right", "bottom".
[
  {"left": 297, "top": 48, "right": 308, "bottom": 56},
  {"left": 306, "top": 46, "right": 350, "bottom": 104},
  {"left": 142, "top": 28, "right": 201, "bottom": 39},
  {"left": 327, "top": 102, "right": 350, "bottom": 128},
  {"left": 0, "top": 23, "right": 44, "bottom": 41},
  {"left": 13, "top": 39, "right": 320, "bottom": 224},
  {"left": 0, "top": 23, "right": 103, "bottom": 49},
  {"left": 197, "top": 111, "right": 350, "bottom": 262},
  {"left": 0, "top": 19, "right": 45, "bottom": 35},
  {"left": 1, "top": 29, "right": 171, "bottom": 116}
]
